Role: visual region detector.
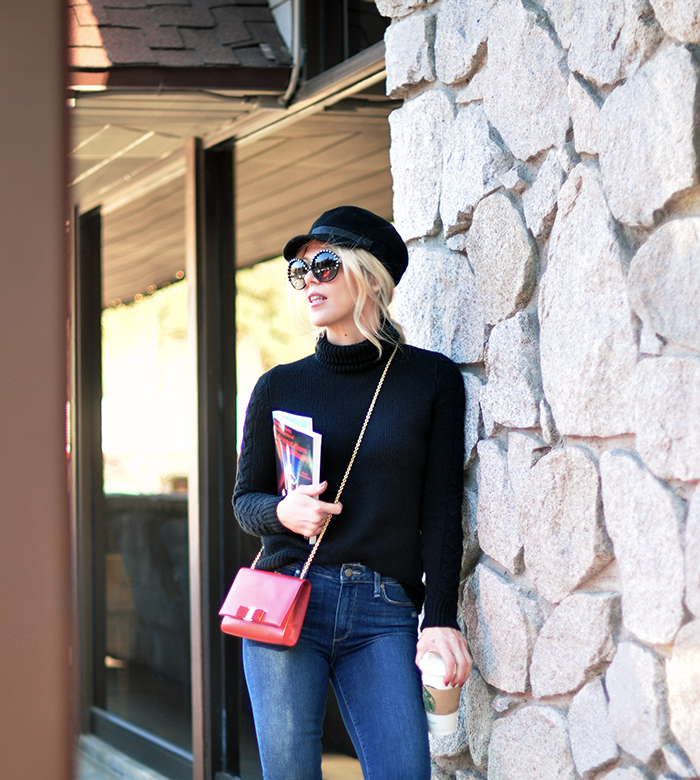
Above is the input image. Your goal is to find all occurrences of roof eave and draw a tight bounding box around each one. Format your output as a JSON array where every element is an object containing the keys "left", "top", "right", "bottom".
[{"left": 69, "top": 65, "right": 293, "bottom": 95}]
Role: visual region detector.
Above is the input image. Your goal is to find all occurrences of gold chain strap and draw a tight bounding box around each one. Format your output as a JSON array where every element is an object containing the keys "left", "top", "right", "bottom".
[{"left": 250, "top": 343, "right": 399, "bottom": 578}]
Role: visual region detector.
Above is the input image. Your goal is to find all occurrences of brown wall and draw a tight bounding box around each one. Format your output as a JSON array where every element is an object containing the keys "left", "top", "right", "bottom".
[{"left": 0, "top": 2, "right": 72, "bottom": 779}]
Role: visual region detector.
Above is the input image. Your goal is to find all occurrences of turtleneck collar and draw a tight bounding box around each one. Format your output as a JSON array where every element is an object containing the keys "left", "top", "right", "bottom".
[{"left": 314, "top": 322, "right": 400, "bottom": 374}]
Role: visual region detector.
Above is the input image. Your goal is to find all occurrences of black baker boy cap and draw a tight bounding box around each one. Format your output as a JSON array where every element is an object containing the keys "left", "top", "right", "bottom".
[{"left": 283, "top": 205, "right": 409, "bottom": 285}]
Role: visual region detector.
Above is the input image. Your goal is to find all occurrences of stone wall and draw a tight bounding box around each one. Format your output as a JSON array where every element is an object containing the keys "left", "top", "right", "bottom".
[{"left": 380, "top": 1, "right": 700, "bottom": 778}]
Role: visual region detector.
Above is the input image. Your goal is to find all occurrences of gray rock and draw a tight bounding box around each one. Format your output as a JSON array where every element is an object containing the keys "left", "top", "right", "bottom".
[
  {"left": 634, "top": 356, "right": 700, "bottom": 483},
  {"left": 539, "top": 162, "right": 637, "bottom": 437},
  {"left": 385, "top": 13, "right": 435, "bottom": 99},
  {"left": 389, "top": 90, "right": 454, "bottom": 241},
  {"left": 492, "top": 693, "right": 523, "bottom": 712},
  {"left": 530, "top": 592, "right": 620, "bottom": 698},
  {"left": 456, "top": 771, "right": 486, "bottom": 780},
  {"left": 507, "top": 430, "right": 548, "bottom": 500},
  {"left": 480, "top": 312, "right": 542, "bottom": 430},
  {"left": 640, "top": 323, "right": 664, "bottom": 356},
  {"left": 568, "top": 678, "right": 620, "bottom": 775},
  {"left": 440, "top": 103, "right": 513, "bottom": 236},
  {"left": 518, "top": 446, "right": 613, "bottom": 604},
  {"left": 543, "top": 0, "right": 575, "bottom": 49},
  {"left": 395, "top": 245, "right": 486, "bottom": 363},
  {"left": 628, "top": 217, "right": 700, "bottom": 353},
  {"left": 465, "top": 666, "right": 496, "bottom": 770},
  {"left": 375, "top": 0, "right": 439, "bottom": 18},
  {"left": 539, "top": 398, "right": 561, "bottom": 446},
  {"left": 488, "top": 706, "right": 576, "bottom": 780},
  {"left": 464, "top": 562, "right": 543, "bottom": 693},
  {"left": 462, "top": 484, "right": 480, "bottom": 581},
  {"left": 598, "top": 45, "right": 700, "bottom": 228},
  {"left": 567, "top": 0, "right": 663, "bottom": 87},
  {"left": 434, "top": 0, "right": 496, "bottom": 85},
  {"left": 476, "top": 439, "right": 522, "bottom": 574},
  {"left": 465, "top": 192, "right": 538, "bottom": 325},
  {"left": 599, "top": 768, "right": 649, "bottom": 780},
  {"left": 479, "top": 0, "right": 570, "bottom": 161},
  {"left": 650, "top": 0, "right": 700, "bottom": 43},
  {"left": 600, "top": 449, "right": 685, "bottom": 645},
  {"left": 464, "top": 372, "right": 484, "bottom": 466},
  {"left": 667, "top": 620, "right": 700, "bottom": 774},
  {"left": 662, "top": 742, "right": 699, "bottom": 779},
  {"left": 498, "top": 165, "right": 529, "bottom": 193},
  {"left": 522, "top": 148, "right": 566, "bottom": 238},
  {"left": 607, "top": 641, "right": 670, "bottom": 762},
  {"left": 568, "top": 73, "right": 602, "bottom": 156},
  {"left": 686, "top": 489, "right": 700, "bottom": 618}
]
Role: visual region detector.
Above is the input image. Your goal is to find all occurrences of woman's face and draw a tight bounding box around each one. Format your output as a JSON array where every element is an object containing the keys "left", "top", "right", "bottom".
[{"left": 296, "top": 241, "right": 363, "bottom": 345}]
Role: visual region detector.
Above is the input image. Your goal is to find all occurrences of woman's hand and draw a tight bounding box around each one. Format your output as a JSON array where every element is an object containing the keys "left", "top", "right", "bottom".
[
  {"left": 416, "top": 626, "right": 472, "bottom": 687},
  {"left": 276, "top": 482, "right": 343, "bottom": 538}
]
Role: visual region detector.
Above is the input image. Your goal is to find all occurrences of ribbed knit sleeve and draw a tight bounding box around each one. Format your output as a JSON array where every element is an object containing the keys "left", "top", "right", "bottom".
[
  {"left": 233, "top": 371, "right": 287, "bottom": 537},
  {"left": 419, "top": 358, "right": 465, "bottom": 630}
]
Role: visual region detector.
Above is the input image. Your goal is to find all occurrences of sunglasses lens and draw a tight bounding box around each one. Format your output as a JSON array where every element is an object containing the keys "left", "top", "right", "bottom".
[
  {"left": 312, "top": 251, "right": 340, "bottom": 283},
  {"left": 287, "top": 260, "right": 308, "bottom": 290}
]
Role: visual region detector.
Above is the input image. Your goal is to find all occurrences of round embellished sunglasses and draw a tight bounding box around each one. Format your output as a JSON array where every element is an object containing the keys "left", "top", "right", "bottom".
[{"left": 287, "top": 250, "right": 341, "bottom": 290}]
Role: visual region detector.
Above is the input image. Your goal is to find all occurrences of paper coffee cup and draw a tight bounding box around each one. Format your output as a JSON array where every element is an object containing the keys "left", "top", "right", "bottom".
[{"left": 419, "top": 652, "right": 461, "bottom": 735}]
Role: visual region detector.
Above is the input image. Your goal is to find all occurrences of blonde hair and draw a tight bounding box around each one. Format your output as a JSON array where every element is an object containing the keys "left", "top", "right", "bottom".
[{"left": 288, "top": 243, "right": 405, "bottom": 355}]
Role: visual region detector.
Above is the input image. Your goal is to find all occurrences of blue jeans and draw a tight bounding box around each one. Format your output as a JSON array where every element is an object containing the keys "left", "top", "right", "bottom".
[{"left": 243, "top": 563, "right": 430, "bottom": 780}]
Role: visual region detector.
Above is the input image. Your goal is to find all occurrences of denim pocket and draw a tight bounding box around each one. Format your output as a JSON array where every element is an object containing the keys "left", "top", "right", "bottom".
[{"left": 380, "top": 581, "right": 414, "bottom": 607}]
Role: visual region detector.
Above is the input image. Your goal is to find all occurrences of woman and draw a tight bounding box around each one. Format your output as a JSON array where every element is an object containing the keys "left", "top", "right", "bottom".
[{"left": 233, "top": 206, "right": 471, "bottom": 780}]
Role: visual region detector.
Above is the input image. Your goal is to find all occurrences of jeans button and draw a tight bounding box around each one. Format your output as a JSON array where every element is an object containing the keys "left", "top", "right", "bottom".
[{"left": 344, "top": 567, "right": 354, "bottom": 578}]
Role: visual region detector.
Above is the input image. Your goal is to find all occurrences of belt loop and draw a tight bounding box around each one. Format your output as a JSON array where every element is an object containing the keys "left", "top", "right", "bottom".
[{"left": 374, "top": 571, "right": 381, "bottom": 598}]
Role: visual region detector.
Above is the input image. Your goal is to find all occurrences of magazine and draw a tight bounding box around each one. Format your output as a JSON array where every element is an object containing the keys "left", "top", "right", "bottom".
[{"left": 272, "top": 411, "right": 322, "bottom": 543}]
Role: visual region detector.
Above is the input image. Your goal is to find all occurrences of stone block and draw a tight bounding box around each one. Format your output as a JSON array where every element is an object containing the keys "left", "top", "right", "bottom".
[
  {"left": 394, "top": 245, "right": 486, "bottom": 364},
  {"left": 667, "top": 620, "right": 700, "bottom": 774},
  {"left": 463, "top": 563, "right": 543, "bottom": 693},
  {"left": 488, "top": 706, "right": 576, "bottom": 780},
  {"left": 465, "top": 666, "right": 495, "bottom": 770},
  {"left": 518, "top": 447, "right": 613, "bottom": 604},
  {"left": 434, "top": 0, "right": 496, "bottom": 85},
  {"left": 634, "top": 357, "right": 700, "bottom": 483},
  {"left": 599, "top": 768, "right": 649, "bottom": 780},
  {"left": 568, "top": 74, "right": 601, "bottom": 156},
  {"left": 650, "top": 0, "right": 700, "bottom": 43},
  {"left": 462, "top": 484, "right": 480, "bottom": 582},
  {"left": 567, "top": 0, "right": 663, "bottom": 87},
  {"left": 543, "top": 0, "right": 574, "bottom": 49},
  {"left": 389, "top": 90, "right": 454, "bottom": 241},
  {"left": 385, "top": 13, "right": 435, "bottom": 99},
  {"left": 687, "top": 489, "right": 700, "bottom": 618},
  {"left": 606, "top": 641, "right": 670, "bottom": 763},
  {"left": 464, "top": 372, "right": 483, "bottom": 466},
  {"left": 375, "top": 0, "right": 438, "bottom": 19},
  {"left": 568, "top": 678, "right": 620, "bottom": 775},
  {"left": 530, "top": 592, "right": 620, "bottom": 698},
  {"left": 539, "top": 398, "right": 560, "bottom": 446},
  {"left": 440, "top": 103, "right": 513, "bottom": 237},
  {"left": 539, "top": 162, "right": 637, "bottom": 437},
  {"left": 628, "top": 217, "right": 700, "bottom": 353},
  {"left": 507, "top": 431, "right": 548, "bottom": 499},
  {"left": 522, "top": 148, "right": 566, "bottom": 238},
  {"left": 465, "top": 192, "right": 538, "bottom": 325},
  {"left": 600, "top": 449, "right": 685, "bottom": 645},
  {"left": 478, "top": 0, "right": 570, "bottom": 161},
  {"left": 480, "top": 312, "right": 542, "bottom": 430},
  {"left": 662, "top": 742, "right": 699, "bottom": 779},
  {"left": 598, "top": 45, "right": 700, "bottom": 228},
  {"left": 476, "top": 439, "right": 522, "bottom": 574}
]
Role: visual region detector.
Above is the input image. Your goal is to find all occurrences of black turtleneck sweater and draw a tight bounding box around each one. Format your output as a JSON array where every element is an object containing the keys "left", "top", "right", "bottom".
[{"left": 232, "top": 333, "right": 465, "bottom": 629}]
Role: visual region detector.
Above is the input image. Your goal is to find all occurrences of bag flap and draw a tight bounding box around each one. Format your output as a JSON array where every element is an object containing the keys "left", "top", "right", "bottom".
[{"left": 219, "top": 567, "right": 307, "bottom": 627}]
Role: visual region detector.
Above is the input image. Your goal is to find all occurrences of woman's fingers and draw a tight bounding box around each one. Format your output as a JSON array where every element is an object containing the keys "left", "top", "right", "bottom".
[
  {"left": 416, "top": 626, "right": 472, "bottom": 687},
  {"left": 276, "top": 483, "right": 342, "bottom": 536}
]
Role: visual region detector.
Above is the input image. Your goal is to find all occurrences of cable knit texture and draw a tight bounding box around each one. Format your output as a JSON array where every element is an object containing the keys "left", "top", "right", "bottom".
[{"left": 233, "top": 332, "right": 466, "bottom": 629}]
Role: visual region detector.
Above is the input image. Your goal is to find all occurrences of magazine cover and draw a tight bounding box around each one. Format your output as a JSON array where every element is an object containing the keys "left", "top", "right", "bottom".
[{"left": 271, "top": 411, "right": 322, "bottom": 497}]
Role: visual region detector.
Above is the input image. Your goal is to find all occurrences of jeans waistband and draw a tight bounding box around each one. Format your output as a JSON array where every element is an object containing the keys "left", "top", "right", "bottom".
[{"left": 281, "top": 562, "right": 401, "bottom": 590}]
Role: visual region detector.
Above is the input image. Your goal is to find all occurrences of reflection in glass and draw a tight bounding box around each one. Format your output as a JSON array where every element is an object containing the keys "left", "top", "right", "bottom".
[{"left": 101, "top": 281, "right": 192, "bottom": 752}]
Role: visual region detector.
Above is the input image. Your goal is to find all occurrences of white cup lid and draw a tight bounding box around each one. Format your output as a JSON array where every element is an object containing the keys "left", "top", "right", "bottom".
[{"left": 419, "top": 651, "right": 446, "bottom": 677}]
